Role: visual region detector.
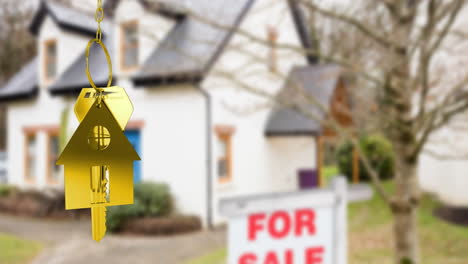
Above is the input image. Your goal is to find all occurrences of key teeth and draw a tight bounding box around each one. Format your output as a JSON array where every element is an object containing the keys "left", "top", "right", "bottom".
[
  {"left": 92, "top": 206, "right": 107, "bottom": 242},
  {"left": 103, "top": 207, "right": 107, "bottom": 235}
]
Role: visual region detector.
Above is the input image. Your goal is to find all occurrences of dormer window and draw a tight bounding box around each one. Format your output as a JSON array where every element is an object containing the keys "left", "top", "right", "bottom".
[
  {"left": 44, "top": 39, "right": 57, "bottom": 81},
  {"left": 121, "top": 21, "right": 139, "bottom": 70}
]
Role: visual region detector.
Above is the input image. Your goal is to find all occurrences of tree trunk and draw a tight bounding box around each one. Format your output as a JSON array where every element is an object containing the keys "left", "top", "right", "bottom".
[
  {"left": 393, "top": 201, "right": 419, "bottom": 264},
  {"left": 392, "top": 157, "right": 420, "bottom": 264}
]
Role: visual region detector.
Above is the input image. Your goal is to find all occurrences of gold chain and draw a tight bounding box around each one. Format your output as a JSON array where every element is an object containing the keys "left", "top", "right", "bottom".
[
  {"left": 85, "top": 0, "right": 113, "bottom": 98},
  {"left": 94, "top": 0, "right": 104, "bottom": 43}
]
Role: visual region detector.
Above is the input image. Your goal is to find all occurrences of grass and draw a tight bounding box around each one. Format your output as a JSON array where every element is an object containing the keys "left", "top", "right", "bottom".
[
  {"left": 0, "top": 233, "right": 42, "bottom": 264},
  {"left": 185, "top": 248, "right": 226, "bottom": 264},
  {"left": 186, "top": 181, "right": 468, "bottom": 264},
  {"left": 349, "top": 181, "right": 468, "bottom": 264}
]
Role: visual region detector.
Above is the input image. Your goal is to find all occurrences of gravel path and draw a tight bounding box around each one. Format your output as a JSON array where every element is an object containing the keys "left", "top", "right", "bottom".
[{"left": 0, "top": 214, "right": 226, "bottom": 264}]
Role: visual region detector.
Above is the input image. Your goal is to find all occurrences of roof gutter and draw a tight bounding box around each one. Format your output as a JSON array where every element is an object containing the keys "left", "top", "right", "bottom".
[
  {"left": 0, "top": 87, "right": 39, "bottom": 103},
  {"left": 265, "top": 130, "right": 320, "bottom": 137},
  {"left": 49, "top": 78, "right": 118, "bottom": 96},
  {"left": 133, "top": 74, "right": 202, "bottom": 87}
]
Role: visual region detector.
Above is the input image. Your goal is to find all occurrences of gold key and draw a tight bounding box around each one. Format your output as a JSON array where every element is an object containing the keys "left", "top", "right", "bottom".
[
  {"left": 57, "top": 97, "right": 140, "bottom": 242},
  {"left": 90, "top": 165, "right": 108, "bottom": 241}
]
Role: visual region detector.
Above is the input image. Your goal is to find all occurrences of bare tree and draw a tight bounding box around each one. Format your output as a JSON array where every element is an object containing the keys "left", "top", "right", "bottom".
[
  {"left": 298, "top": 2, "right": 468, "bottom": 263},
  {"left": 0, "top": 0, "right": 35, "bottom": 83},
  {"left": 131, "top": 0, "right": 468, "bottom": 263},
  {"left": 0, "top": 0, "right": 36, "bottom": 151}
]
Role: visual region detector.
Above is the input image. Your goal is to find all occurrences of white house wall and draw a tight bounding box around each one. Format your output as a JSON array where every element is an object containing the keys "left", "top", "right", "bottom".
[
  {"left": 120, "top": 77, "right": 208, "bottom": 223},
  {"left": 419, "top": 124, "right": 468, "bottom": 206},
  {"left": 6, "top": 92, "right": 72, "bottom": 189},
  {"left": 111, "top": 0, "right": 208, "bottom": 224},
  {"left": 419, "top": 154, "right": 468, "bottom": 206},
  {"left": 202, "top": 0, "right": 313, "bottom": 225}
]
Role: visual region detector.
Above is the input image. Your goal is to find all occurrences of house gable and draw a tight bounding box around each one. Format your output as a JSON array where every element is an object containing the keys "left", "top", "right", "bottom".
[
  {"left": 47, "top": 0, "right": 184, "bottom": 95},
  {"left": 265, "top": 65, "right": 344, "bottom": 137},
  {"left": 38, "top": 16, "right": 90, "bottom": 88}
]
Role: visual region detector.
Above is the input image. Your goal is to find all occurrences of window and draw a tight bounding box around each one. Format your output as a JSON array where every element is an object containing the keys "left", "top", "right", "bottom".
[
  {"left": 121, "top": 21, "right": 139, "bottom": 70},
  {"left": 44, "top": 39, "right": 57, "bottom": 81},
  {"left": 23, "top": 126, "right": 60, "bottom": 185},
  {"left": 215, "top": 125, "right": 235, "bottom": 183},
  {"left": 47, "top": 132, "right": 60, "bottom": 184},
  {"left": 25, "top": 134, "right": 37, "bottom": 182}
]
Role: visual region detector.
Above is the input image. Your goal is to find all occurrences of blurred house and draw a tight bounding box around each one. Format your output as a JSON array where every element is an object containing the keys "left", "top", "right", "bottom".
[
  {"left": 0, "top": 0, "right": 347, "bottom": 226},
  {"left": 419, "top": 130, "right": 468, "bottom": 207}
]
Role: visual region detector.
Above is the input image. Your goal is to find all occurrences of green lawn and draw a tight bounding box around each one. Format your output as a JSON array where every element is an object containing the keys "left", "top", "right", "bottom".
[
  {"left": 186, "top": 181, "right": 468, "bottom": 264},
  {"left": 186, "top": 248, "right": 226, "bottom": 264},
  {"left": 0, "top": 233, "right": 42, "bottom": 264}
]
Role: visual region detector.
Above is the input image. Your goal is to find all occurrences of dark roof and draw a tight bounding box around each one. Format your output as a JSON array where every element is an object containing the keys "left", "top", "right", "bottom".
[
  {"left": 287, "top": 0, "right": 318, "bottom": 64},
  {"left": 265, "top": 64, "right": 342, "bottom": 136},
  {"left": 49, "top": 21, "right": 115, "bottom": 95},
  {"left": 30, "top": 1, "right": 97, "bottom": 37},
  {"left": 133, "top": 0, "right": 255, "bottom": 86},
  {"left": 0, "top": 58, "right": 38, "bottom": 102}
]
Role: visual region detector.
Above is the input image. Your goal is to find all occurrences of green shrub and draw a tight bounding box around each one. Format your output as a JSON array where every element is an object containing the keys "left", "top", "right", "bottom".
[
  {"left": 0, "top": 185, "right": 14, "bottom": 197},
  {"left": 134, "top": 182, "right": 173, "bottom": 217},
  {"left": 336, "top": 134, "right": 395, "bottom": 182},
  {"left": 107, "top": 182, "right": 173, "bottom": 232}
]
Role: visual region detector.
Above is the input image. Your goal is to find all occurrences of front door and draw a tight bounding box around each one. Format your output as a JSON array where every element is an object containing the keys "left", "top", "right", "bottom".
[{"left": 125, "top": 130, "right": 142, "bottom": 183}]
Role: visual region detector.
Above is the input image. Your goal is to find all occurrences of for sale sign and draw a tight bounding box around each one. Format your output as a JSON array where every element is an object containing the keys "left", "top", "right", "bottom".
[
  {"left": 220, "top": 177, "right": 349, "bottom": 264},
  {"left": 232, "top": 207, "right": 333, "bottom": 264}
]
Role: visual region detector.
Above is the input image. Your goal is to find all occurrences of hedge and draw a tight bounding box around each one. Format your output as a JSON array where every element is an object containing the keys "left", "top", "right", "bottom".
[
  {"left": 107, "top": 182, "right": 174, "bottom": 232},
  {"left": 336, "top": 134, "right": 395, "bottom": 182}
]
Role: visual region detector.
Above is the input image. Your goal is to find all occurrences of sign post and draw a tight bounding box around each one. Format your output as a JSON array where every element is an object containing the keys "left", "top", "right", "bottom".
[{"left": 219, "top": 177, "right": 349, "bottom": 264}]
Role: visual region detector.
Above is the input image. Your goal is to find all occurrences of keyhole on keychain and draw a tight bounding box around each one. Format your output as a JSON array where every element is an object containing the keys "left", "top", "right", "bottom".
[{"left": 88, "top": 125, "right": 111, "bottom": 150}]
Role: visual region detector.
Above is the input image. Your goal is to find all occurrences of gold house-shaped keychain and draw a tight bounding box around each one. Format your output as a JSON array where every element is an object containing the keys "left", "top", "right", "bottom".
[{"left": 56, "top": 0, "right": 140, "bottom": 242}]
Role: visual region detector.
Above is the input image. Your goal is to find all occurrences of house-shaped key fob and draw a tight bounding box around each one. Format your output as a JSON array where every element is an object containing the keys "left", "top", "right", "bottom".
[{"left": 56, "top": 99, "right": 140, "bottom": 210}]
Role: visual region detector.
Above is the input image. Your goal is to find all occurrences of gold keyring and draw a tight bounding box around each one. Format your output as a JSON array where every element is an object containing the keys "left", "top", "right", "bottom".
[{"left": 85, "top": 38, "right": 112, "bottom": 91}]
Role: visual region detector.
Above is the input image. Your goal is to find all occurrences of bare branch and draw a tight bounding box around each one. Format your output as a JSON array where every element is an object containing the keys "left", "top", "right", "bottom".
[{"left": 301, "top": 0, "right": 405, "bottom": 54}]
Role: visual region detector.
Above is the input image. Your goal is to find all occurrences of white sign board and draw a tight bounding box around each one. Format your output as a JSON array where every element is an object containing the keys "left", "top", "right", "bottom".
[{"left": 219, "top": 177, "right": 349, "bottom": 264}]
